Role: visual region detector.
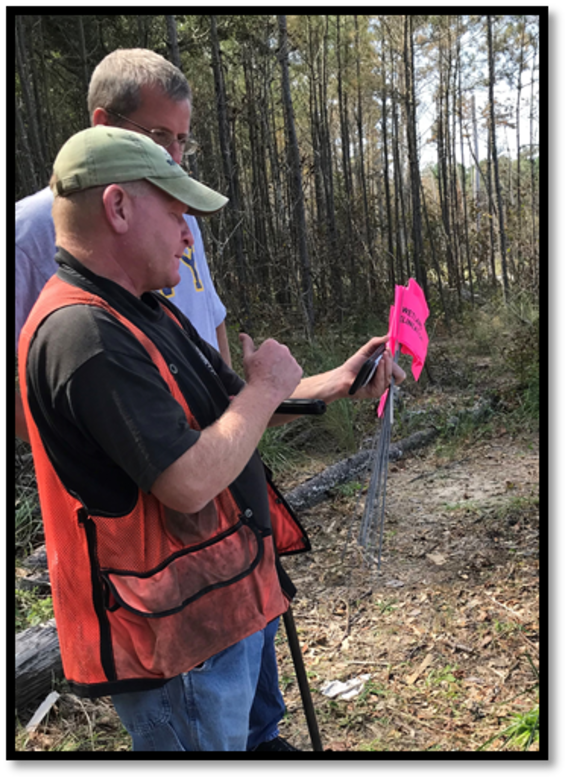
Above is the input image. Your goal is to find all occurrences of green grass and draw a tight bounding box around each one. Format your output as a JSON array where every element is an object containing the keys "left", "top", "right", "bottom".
[
  {"left": 15, "top": 588, "right": 54, "bottom": 632},
  {"left": 478, "top": 705, "right": 539, "bottom": 751},
  {"left": 15, "top": 494, "right": 43, "bottom": 559},
  {"left": 257, "top": 426, "right": 301, "bottom": 476},
  {"left": 478, "top": 652, "right": 539, "bottom": 751}
]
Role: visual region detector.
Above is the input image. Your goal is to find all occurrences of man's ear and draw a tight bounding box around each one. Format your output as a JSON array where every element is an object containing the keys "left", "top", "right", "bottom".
[
  {"left": 92, "top": 107, "right": 112, "bottom": 127},
  {"left": 102, "top": 185, "right": 131, "bottom": 234}
]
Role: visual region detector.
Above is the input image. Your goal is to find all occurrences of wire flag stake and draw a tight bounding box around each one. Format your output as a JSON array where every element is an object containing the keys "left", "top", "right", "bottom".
[
  {"left": 354, "top": 346, "right": 399, "bottom": 571},
  {"left": 348, "top": 280, "right": 430, "bottom": 572}
]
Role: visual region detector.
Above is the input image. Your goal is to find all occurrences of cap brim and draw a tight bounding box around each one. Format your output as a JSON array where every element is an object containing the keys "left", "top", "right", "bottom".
[{"left": 147, "top": 175, "right": 228, "bottom": 216}]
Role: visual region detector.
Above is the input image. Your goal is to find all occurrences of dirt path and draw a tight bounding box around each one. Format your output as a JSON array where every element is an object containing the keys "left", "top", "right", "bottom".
[{"left": 276, "top": 429, "right": 540, "bottom": 753}]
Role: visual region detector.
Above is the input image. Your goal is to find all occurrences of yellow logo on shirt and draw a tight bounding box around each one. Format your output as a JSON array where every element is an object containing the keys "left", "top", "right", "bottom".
[
  {"left": 160, "top": 245, "right": 204, "bottom": 299},
  {"left": 180, "top": 246, "right": 204, "bottom": 291}
]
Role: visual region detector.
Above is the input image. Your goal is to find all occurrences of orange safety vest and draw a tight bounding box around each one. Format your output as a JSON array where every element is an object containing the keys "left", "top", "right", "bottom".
[{"left": 19, "top": 275, "right": 310, "bottom": 698}]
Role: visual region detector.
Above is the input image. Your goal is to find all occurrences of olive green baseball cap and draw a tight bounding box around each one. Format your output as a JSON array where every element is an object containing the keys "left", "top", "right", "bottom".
[{"left": 51, "top": 125, "right": 228, "bottom": 216}]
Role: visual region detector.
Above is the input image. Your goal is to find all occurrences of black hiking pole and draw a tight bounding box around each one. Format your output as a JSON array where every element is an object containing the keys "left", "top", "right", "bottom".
[
  {"left": 276, "top": 399, "right": 326, "bottom": 752},
  {"left": 283, "top": 607, "right": 323, "bottom": 752}
]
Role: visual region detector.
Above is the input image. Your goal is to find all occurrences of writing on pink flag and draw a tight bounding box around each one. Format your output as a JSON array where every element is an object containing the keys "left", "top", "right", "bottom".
[
  {"left": 397, "top": 278, "right": 429, "bottom": 381},
  {"left": 378, "top": 279, "right": 429, "bottom": 417}
]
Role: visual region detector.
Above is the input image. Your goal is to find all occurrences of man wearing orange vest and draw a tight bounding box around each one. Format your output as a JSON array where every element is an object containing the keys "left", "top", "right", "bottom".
[{"left": 19, "top": 126, "right": 405, "bottom": 752}]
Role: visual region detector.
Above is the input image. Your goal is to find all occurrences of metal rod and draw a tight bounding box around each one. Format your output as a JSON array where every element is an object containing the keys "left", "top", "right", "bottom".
[
  {"left": 357, "top": 346, "right": 401, "bottom": 568},
  {"left": 373, "top": 350, "right": 400, "bottom": 570},
  {"left": 374, "top": 408, "right": 393, "bottom": 571},
  {"left": 282, "top": 607, "right": 324, "bottom": 752}
]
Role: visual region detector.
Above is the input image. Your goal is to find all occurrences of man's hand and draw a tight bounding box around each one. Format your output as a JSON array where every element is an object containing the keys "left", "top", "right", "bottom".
[
  {"left": 240, "top": 333, "right": 303, "bottom": 409},
  {"left": 284, "top": 336, "right": 407, "bottom": 411},
  {"left": 342, "top": 337, "right": 406, "bottom": 400},
  {"left": 153, "top": 334, "right": 302, "bottom": 513}
]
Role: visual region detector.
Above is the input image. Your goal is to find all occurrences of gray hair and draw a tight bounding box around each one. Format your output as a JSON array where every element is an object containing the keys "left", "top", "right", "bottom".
[{"left": 87, "top": 48, "right": 192, "bottom": 120}]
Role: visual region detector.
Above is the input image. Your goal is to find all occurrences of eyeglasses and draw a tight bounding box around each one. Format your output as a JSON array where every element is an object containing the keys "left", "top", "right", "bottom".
[{"left": 105, "top": 109, "right": 199, "bottom": 156}]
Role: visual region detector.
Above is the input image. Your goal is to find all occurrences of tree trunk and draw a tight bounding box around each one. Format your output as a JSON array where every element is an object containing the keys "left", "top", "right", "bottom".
[
  {"left": 436, "top": 34, "right": 457, "bottom": 300},
  {"left": 307, "top": 20, "right": 326, "bottom": 242},
  {"left": 420, "top": 175, "right": 451, "bottom": 334},
  {"left": 77, "top": 16, "right": 91, "bottom": 128},
  {"left": 487, "top": 14, "right": 509, "bottom": 299},
  {"left": 16, "top": 15, "right": 46, "bottom": 187},
  {"left": 381, "top": 24, "right": 395, "bottom": 294},
  {"left": 243, "top": 43, "right": 271, "bottom": 296},
  {"left": 307, "top": 16, "right": 327, "bottom": 312},
  {"left": 354, "top": 15, "right": 374, "bottom": 295},
  {"left": 209, "top": 15, "right": 251, "bottom": 328},
  {"left": 457, "top": 26, "right": 474, "bottom": 304},
  {"left": 391, "top": 50, "right": 407, "bottom": 285},
  {"left": 277, "top": 14, "right": 315, "bottom": 338},
  {"left": 16, "top": 100, "right": 39, "bottom": 196},
  {"left": 449, "top": 33, "right": 464, "bottom": 299},
  {"left": 320, "top": 15, "right": 342, "bottom": 317},
  {"left": 165, "top": 14, "right": 181, "bottom": 68},
  {"left": 403, "top": 15, "right": 427, "bottom": 298},
  {"left": 515, "top": 17, "right": 526, "bottom": 277},
  {"left": 336, "top": 15, "right": 354, "bottom": 284},
  {"left": 486, "top": 127, "right": 497, "bottom": 286},
  {"left": 471, "top": 93, "right": 481, "bottom": 233},
  {"left": 529, "top": 39, "right": 538, "bottom": 287},
  {"left": 265, "top": 78, "right": 286, "bottom": 291}
]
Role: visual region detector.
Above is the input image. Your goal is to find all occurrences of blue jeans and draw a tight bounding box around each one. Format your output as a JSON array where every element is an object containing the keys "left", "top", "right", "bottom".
[{"left": 111, "top": 618, "right": 285, "bottom": 751}]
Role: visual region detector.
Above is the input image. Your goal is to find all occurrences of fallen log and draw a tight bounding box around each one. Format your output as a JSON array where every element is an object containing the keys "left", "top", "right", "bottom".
[
  {"left": 285, "top": 396, "right": 495, "bottom": 513},
  {"left": 15, "top": 619, "right": 62, "bottom": 714},
  {"left": 17, "top": 545, "right": 51, "bottom": 594},
  {"left": 285, "top": 427, "right": 438, "bottom": 512}
]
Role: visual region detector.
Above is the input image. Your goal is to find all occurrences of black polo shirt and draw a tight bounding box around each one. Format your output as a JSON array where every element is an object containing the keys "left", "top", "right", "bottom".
[{"left": 25, "top": 249, "right": 251, "bottom": 518}]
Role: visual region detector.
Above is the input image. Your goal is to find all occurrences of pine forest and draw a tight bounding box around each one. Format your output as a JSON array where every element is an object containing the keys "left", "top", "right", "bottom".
[
  {"left": 14, "top": 13, "right": 543, "bottom": 754},
  {"left": 14, "top": 13, "right": 541, "bottom": 333}
]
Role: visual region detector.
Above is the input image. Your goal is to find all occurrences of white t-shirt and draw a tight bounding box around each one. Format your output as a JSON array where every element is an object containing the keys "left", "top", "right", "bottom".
[{"left": 15, "top": 186, "right": 226, "bottom": 352}]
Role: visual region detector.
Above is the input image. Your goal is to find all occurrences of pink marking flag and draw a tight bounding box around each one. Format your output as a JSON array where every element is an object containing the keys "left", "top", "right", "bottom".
[{"left": 378, "top": 279, "right": 429, "bottom": 417}]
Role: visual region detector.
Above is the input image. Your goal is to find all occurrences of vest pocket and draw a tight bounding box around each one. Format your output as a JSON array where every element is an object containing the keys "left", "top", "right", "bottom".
[{"left": 101, "top": 518, "right": 263, "bottom": 618}]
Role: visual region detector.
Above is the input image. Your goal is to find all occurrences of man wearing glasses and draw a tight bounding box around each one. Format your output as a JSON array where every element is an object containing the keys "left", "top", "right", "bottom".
[
  {"left": 15, "top": 48, "right": 296, "bottom": 753},
  {"left": 16, "top": 49, "right": 230, "bottom": 431}
]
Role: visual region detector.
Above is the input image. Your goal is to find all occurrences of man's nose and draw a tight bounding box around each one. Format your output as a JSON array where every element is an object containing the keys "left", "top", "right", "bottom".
[
  {"left": 169, "top": 144, "right": 184, "bottom": 165},
  {"left": 183, "top": 225, "right": 194, "bottom": 247}
]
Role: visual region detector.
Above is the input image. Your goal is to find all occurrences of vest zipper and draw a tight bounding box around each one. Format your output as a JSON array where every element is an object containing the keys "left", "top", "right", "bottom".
[{"left": 79, "top": 507, "right": 117, "bottom": 681}]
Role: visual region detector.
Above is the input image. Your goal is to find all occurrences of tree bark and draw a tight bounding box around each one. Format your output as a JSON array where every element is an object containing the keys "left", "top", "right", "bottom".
[
  {"left": 277, "top": 14, "right": 315, "bottom": 338},
  {"left": 15, "top": 620, "right": 62, "bottom": 714},
  {"left": 209, "top": 14, "right": 251, "bottom": 328},
  {"left": 381, "top": 25, "right": 395, "bottom": 293},
  {"left": 457, "top": 25, "right": 474, "bottom": 304},
  {"left": 403, "top": 15, "right": 427, "bottom": 298},
  {"left": 437, "top": 22, "right": 459, "bottom": 303},
  {"left": 515, "top": 17, "right": 527, "bottom": 277},
  {"left": 285, "top": 427, "right": 439, "bottom": 513},
  {"left": 320, "top": 16, "right": 342, "bottom": 317},
  {"left": 487, "top": 14, "right": 510, "bottom": 299},
  {"left": 336, "top": 15, "right": 354, "bottom": 280},
  {"left": 16, "top": 15, "right": 46, "bottom": 188},
  {"left": 529, "top": 38, "right": 538, "bottom": 287},
  {"left": 354, "top": 15, "right": 374, "bottom": 290},
  {"left": 165, "top": 14, "right": 181, "bottom": 68}
]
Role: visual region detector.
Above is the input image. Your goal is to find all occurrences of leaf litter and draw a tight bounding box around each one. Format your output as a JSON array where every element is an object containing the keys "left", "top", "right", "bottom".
[{"left": 274, "top": 429, "right": 540, "bottom": 753}]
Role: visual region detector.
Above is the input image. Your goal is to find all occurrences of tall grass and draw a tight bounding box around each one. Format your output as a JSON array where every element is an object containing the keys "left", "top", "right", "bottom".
[{"left": 460, "top": 291, "right": 539, "bottom": 424}]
